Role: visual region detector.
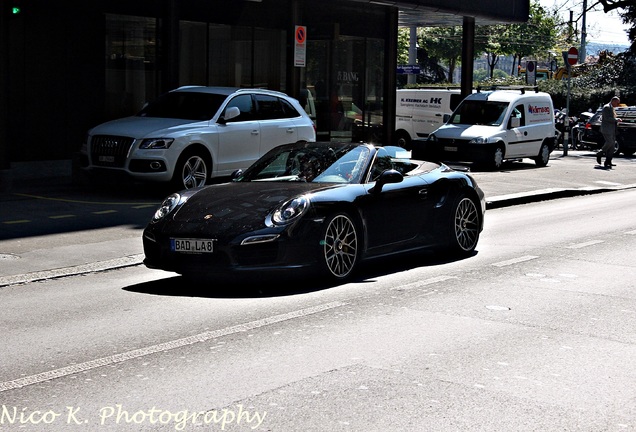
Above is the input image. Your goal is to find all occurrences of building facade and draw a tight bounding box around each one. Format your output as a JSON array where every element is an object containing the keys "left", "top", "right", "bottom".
[{"left": 0, "top": 0, "right": 528, "bottom": 179}]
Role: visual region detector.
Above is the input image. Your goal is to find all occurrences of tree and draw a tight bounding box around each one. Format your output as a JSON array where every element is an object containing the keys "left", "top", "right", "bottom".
[
  {"left": 504, "top": 2, "right": 559, "bottom": 75},
  {"left": 476, "top": 25, "right": 508, "bottom": 79},
  {"left": 418, "top": 26, "right": 463, "bottom": 83}
]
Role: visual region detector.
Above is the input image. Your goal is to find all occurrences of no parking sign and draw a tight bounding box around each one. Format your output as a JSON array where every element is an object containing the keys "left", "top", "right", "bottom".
[{"left": 294, "top": 26, "right": 306, "bottom": 67}]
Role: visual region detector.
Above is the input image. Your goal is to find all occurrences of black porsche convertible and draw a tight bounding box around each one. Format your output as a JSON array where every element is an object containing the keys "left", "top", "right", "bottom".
[{"left": 142, "top": 141, "right": 486, "bottom": 281}]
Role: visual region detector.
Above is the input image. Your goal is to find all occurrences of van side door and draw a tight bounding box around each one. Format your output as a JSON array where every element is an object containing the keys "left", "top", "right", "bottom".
[{"left": 505, "top": 103, "right": 533, "bottom": 157}]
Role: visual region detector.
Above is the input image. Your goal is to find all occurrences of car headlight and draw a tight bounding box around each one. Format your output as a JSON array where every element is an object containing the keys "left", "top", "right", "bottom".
[
  {"left": 152, "top": 193, "right": 182, "bottom": 222},
  {"left": 140, "top": 138, "right": 174, "bottom": 149},
  {"left": 271, "top": 196, "right": 309, "bottom": 225},
  {"left": 469, "top": 137, "right": 489, "bottom": 144}
]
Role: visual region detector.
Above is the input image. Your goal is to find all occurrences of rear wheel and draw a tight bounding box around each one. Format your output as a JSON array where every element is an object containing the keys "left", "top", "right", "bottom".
[
  {"left": 172, "top": 150, "right": 210, "bottom": 190},
  {"left": 320, "top": 213, "right": 359, "bottom": 280},
  {"left": 448, "top": 194, "right": 480, "bottom": 255},
  {"left": 394, "top": 130, "right": 412, "bottom": 150},
  {"left": 534, "top": 142, "right": 550, "bottom": 167}
]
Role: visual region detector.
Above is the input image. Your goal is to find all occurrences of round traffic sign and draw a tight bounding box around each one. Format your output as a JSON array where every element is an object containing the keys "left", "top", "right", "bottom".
[{"left": 567, "top": 46, "right": 578, "bottom": 65}]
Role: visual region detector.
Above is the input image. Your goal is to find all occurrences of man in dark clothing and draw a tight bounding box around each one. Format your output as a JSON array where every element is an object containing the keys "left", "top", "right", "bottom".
[{"left": 597, "top": 96, "right": 622, "bottom": 168}]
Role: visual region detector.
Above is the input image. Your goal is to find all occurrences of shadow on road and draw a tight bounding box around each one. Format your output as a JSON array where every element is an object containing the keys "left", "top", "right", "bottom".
[{"left": 122, "top": 249, "right": 478, "bottom": 299}]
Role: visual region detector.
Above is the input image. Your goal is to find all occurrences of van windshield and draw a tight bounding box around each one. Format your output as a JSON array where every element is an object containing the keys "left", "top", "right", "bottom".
[{"left": 449, "top": 100, "right": 509, "bottom": 126}]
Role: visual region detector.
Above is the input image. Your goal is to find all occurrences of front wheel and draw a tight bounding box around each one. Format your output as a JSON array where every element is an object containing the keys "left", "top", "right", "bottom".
[
  {"left": 488, "top": 144, "right": 504, "bottom": 170},
  {"left": 448, "top": 194, "right": 480, "bottom": 255},
  {"left": 320, "top": 213, "right": 359, "bottom": 280},
  {"left": 534, "top": 142, "right": 550, "bottom": 167},
  {"left": 172, "top": 150, "right": 210, "bottom": 190}
]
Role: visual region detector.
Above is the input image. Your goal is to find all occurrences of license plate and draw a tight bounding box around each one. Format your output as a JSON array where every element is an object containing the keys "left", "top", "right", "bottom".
[
  {"left": 99, "top": 155, "right": 115, "bottom": 163},
  {"left": 171, "top": 238, "right": 215, "bottom": 253},
  {"left": 444, "top": 146, "right": 458, "bottom": 152}
]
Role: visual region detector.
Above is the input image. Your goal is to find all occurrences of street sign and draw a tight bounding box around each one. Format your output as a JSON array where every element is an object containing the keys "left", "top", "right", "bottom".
[
  {"left": 567, "top": 46, "right": 578, "bottom": 66},
  {"left": 294, "top": 26, "right": 307, "bottom": 67},
  {"left": 526, "top": 60, "right": 536, "bottom": 85},
  {"left": 396, "top": 65, "right": 421, "bottom": 75}
]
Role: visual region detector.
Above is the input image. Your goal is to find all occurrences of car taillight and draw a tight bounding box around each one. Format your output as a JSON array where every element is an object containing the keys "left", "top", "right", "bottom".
[{"left": 585, "top": 123, "right": 591, "bottom": 129}]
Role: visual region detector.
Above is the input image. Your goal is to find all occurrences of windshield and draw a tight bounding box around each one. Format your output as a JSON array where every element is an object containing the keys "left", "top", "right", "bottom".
[
  {"left": 450, "top": 100, "right": 509, "bottom": 126},
  {"left": 137, "top": 91, "right": 228, "bottom": 121},
  {"left": 235, "top": 144, "right": 371, "bottom": 184}
]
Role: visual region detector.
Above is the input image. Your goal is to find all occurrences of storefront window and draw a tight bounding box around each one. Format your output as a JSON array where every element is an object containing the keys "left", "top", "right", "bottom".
[
  {"left": 178, "top": 23, "right": 285, "bottom": 90},
  {"left": 104, "top": 14, "right": 159, "bottom": 118},
  {"left": 306, "top": 37, "right": 384, "bottom": 143}
]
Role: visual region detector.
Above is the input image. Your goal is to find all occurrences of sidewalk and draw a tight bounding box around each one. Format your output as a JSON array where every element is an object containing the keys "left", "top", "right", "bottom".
[
  {"left": 1, "top": 150, "right": 636, "bottom": 287},
  {"left": 473, "top": 150, "right": 636, "bottom": 208}
]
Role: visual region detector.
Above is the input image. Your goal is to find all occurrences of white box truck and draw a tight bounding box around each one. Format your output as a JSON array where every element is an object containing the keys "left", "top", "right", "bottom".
[{"left": 394, "top": 88, "right": 466, "bottom": 149}]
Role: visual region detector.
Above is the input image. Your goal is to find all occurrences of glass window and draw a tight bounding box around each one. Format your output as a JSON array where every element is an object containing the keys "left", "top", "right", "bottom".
[
  {"left": 223, "top": 94, "right": 254, "bottom": 122},
  {"left": 512, "top": 104, "right": 525, "bottom": 127},
  {"left": 255, "top": 95, "right": 300, "bottom": 120},
  {"left": 104, "top": 14, "right": 159, "bottom": 118},
  {"left": 255, "top": 95, "right": 284, "bottom": 120}
]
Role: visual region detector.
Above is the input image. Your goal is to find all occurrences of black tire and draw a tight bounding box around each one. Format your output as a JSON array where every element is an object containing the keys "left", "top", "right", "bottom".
[
  {"left": 172, "top": 150, "right": 210, "bottom": 190},
  {"left": 394, "top": 130, "right": 412, "bottom": 150},
  {"left": 320, "top": 213, "right": 359, "bottom": 280},
  {"left": 489, "top": 144, "right": 504, "bottom": 170},
  {"left": 448, "top": 194, "right": 480, "bottom": 255},
  {"left": 534, "top": 142, "right": 550, "bottom": 167}
]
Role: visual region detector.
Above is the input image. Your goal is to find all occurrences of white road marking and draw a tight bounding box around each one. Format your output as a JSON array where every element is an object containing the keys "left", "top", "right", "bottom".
[
  {"left": 566, "top": 240, "right": 604, "bottom": 249},
  {"left": 491, "top": 255, "right": 538, "bottom": 267},
  {"left": 0, "top": 301, "right": 347, "bottom": 392},
  {"left": 595, "top": 181, "right": 622, "bottom": 186},
  {"left": 394, "top": 275, "right": 458, "bottom": 290}
]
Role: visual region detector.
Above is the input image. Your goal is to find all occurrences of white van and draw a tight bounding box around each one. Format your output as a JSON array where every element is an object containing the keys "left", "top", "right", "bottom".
[
  {"left": 394, "top": 88, "right": 466, "bottom": 148},
  {"left": 419, "top": 87, "right": 556, "bottom": 169}
]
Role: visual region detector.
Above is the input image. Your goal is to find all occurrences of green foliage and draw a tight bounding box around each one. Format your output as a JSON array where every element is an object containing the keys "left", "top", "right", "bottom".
[{"left": 539, "top": 52, "right": 636, "bottom": 114}]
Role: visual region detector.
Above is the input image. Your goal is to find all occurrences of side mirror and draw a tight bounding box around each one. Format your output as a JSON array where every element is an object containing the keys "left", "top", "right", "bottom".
[
  {"left": 510, "top": 117, "right": 521, "bottom": 128},
  {"left": 230, "top": 169, "right": 243, "bottom": 180},
  {"left": 219, "top": 106, "right": 241, "bottom": 124},
  {"left": 370, "top": 169, "right": 403, "bottom": 194},
  {"left": 443, "top": 113, "right": 451, "bottom": 123}
]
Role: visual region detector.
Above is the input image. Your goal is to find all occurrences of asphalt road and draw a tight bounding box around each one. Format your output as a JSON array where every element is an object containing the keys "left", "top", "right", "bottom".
[{"left": 2, "top": 189, "right": 636, "bottom": 431}]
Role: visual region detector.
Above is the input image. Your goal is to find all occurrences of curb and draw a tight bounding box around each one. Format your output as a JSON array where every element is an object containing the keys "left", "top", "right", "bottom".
[
  {"left": 0, "top": 255, "right": 144, "bottom": 288},
  {"left": 486, "top": 183, "right": 636, "bottom": 209}
]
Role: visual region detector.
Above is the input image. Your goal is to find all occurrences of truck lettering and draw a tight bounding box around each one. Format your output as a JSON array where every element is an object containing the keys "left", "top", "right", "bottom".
[{"left": 528, "top": 104, "right": 551, "bottom": 114}]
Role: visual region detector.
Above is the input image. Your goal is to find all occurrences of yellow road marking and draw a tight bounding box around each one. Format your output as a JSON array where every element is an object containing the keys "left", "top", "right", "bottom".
[
  {"left": 49, "top": 215, "right": 76, "bottom": 219},
  {"left": 92, "top": 210, "right": 118, "bottom": 215},
  {"left": 13, "top": 192, "right": 157, "bottom": 206},
  {"left": 2, "top": 220, "right": 31, "bottom": 224}
]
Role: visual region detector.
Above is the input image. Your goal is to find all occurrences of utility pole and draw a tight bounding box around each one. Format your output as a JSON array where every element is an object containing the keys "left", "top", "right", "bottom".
[
  {"left": 580, "top": 0, "right": 587, "bottom": 63},
  {"left": 408, "top": 26, "right": 417, "bottom": 85}
]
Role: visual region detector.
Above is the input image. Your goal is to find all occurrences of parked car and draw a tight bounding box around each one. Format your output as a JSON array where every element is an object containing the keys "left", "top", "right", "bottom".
[
  {"left": 79, "top": 86, "right": 317, "bottom": 190},
  {"left": 142, "top": 141, "right": 485, "bottom": 282},
  {"left": 579, "top": 106, "right": 636, "bottom": 156}
]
